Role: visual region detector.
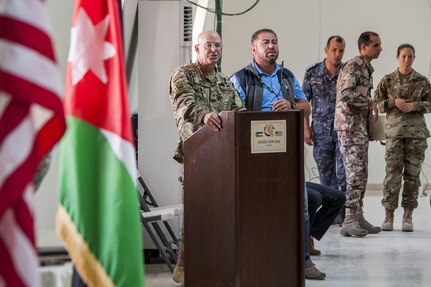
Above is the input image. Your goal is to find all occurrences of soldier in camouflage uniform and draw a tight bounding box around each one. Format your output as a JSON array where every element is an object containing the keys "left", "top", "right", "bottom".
[
  {"left": 374, "top": 44, "right": 430, "bottom": 232},
  {"left": 33, "top": 152, "right": 52, "bottom": 190},
  {"left": 168, "top": 31, "right": 245, "bottom": 286},
  {"left": 303, "top": 36, "right": 347, "bottom": 225},
  {"left": 335, "top": 31, "right": 382, "bottom": 237}
]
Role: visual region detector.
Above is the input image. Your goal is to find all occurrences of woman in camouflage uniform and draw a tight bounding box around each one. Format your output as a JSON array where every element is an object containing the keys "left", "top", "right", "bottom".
[{"left": 374, "top": 44, "right": 431, "bottom": 232}]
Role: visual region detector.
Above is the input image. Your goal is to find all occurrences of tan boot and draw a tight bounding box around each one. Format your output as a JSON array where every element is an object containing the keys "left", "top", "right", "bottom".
[
  {"left": 402, "top": 208, "right": 414, "bottom": 232},
  {"left": 172, "top": 241, "right": 184, "bottom": 286},
  {"left": 309, "top": 237, "right": 321, "bottom": 256},
  {"left": 381, "top": 209, "right": 394, "bottom": 231},
  {"left": 356, "top": 206, "right": 381, "bottom": 234},
  {"left": 340, "top": 207, "right": 368, "bottom": 237}
]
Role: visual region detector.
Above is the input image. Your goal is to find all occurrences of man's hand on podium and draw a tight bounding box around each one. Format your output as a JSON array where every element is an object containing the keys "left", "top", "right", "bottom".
[{"left": 203, "top": 112, "right": 222, "bottom": 131}]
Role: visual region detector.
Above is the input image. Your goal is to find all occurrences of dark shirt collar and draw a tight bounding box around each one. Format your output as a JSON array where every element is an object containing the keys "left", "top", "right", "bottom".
[
  {"left": 253, "top": 60, "right": 281, "bottom": 77},
  {"left": 319, "top": 60, "right": 343, "bottom": 78}
]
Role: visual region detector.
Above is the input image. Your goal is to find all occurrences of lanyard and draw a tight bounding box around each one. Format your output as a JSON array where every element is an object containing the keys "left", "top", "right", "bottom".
[{"left": 256, "top": 75, "right": 283, "bottom": 100}]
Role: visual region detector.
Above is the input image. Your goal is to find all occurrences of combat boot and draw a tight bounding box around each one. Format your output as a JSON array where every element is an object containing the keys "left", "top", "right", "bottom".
[
  {"left": 356, "top": 206, "right": 381, "bottom": 234},
  {"left": 172, "top": 242, "right": 185, "bottom": 286},
  {"left": 381, "top": 208, "right": 394, "bottom": 231},
  {"left": 402, "top": 207, "right": 414, "bottom": 232},
  {"left": 340, "top": 207, "right": 368, "bottom": 237},
  {"left": 309, "top": 236, "right": 321, "bottom": 256}
]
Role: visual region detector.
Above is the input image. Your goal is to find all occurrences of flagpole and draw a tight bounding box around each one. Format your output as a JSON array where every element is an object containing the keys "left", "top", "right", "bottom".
[
  {"left": 118, "top": 0, "right": 124, "bottom": 51},
  {"left": 125, "top": 9, "right": 138, "bottom": 84}
]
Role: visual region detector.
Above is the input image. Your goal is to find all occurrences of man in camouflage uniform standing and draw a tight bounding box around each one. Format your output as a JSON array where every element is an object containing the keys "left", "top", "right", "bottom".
[
  {"left": 303, "top": 36, "right": 347, "bottom": 224},
  {"left": 169, "top": 31, "right": 245, "bottom": 286},
  {"left": 374, "top": 44, "right": 430, "bottom": 232},
  {"left": 335, "top": 31, "right": 382, "bottom": 237}
]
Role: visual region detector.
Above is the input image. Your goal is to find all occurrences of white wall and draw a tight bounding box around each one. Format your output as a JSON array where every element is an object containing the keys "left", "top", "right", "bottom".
[{"left": 137, "top": 0, "right": 186, "bottom": 248}]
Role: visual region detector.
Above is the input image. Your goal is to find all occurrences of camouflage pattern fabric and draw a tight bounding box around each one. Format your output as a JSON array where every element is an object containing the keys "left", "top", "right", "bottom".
[
  {"left": 337, "top": 131, "right": 369, "bottom": 208},
  {"left": 335, "top": 56, "right": 375, "bottom": 208},
  {"left": 374, "top": 69, "right": 431, "bottom": 210},
  {"left": 374, "top": 69, "right": 431, "bottom": 139},
  {"left": 312, "top": 135, "right": 346, "bottom": 193},
  {"left": 335, "top": 56, "right": 374, "bottom": 134},
  {"left": 382, "top": 138, "right": 428, "bottom": 209},
  {"left": 303, "top": 61, "right": 346, "bottom": 192},
  {"left": 169, "top": 62, "right": 245, "bottom": 163},
  {"left": 34, "top": 152, "right": 52, "bottom": 190}
]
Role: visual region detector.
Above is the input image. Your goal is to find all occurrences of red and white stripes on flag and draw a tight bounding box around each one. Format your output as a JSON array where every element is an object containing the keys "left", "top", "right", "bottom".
[{"left": 0, "top": 1, "right": 66, "bottom": 286}]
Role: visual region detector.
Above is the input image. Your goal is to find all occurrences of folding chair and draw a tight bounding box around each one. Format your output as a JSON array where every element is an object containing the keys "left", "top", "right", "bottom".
[{"left": 137, "top": 174, "right": 182, "bottom": 272}]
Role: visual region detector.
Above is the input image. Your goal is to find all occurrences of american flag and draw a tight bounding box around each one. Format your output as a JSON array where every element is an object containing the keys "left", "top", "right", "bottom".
[{"left": 0, "top": 1, "right": 66, "bottom": 286}]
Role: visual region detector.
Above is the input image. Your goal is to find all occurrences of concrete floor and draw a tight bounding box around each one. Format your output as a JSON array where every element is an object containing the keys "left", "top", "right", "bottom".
[{"left": 145, "top": 194, "right": 431, "bottom": 287}]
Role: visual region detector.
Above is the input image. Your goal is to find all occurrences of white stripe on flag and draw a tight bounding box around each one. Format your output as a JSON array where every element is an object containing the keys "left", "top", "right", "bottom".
[
  {"left": 0, "top": 116, "right": 34, "bottom": 190},
  {"left": 0, "top": 0, "right": 51, "bottom": 33},
  {"left": 0, "top": 91, "right": 11, "bottom": 118},
  {"left": 101, "top": 128, "right": 137, "bottom": 185},
  {"left": 30, "top": 101, "right": 54, "bottom": 132},
  {"left": 23, "top": 184, "right": 35, "bottom": 215},
  {"left": 0, "top": 209, "right": 41, "bottom": 287},
  {"left": 0, "top": 39, "right": 62, "bottom": 96}
]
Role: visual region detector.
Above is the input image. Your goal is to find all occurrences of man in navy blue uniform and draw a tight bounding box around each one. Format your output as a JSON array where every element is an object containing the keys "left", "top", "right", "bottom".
[{"left": 302, "top": 36, "right": 347, "bottom": 224}]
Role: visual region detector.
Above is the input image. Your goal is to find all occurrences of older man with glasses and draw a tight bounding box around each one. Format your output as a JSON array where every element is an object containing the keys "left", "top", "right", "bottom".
[{"left": 168, "top": 30, "right": 245, "bottom": 286}]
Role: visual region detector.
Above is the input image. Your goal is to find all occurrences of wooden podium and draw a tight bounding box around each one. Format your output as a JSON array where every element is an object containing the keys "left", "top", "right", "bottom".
[{"left": 184, "top": 111, "right": 304, "bottom": 287}]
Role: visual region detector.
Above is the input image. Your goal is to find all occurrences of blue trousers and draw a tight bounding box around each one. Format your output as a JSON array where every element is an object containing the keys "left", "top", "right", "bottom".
[
  {"left": 313, "top": 131, "right": 346, "bottom": 193},
  {"left": 306, "top": 181, "right": 345, "bottom": 240}
]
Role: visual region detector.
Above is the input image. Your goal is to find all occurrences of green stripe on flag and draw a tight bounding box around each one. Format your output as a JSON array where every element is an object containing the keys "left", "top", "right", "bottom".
[{"left": 58, "top": 117, "right": 144, "bottom": 286}]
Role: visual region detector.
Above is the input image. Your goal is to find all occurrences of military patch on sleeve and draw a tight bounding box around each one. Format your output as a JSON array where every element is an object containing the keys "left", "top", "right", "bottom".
[{"left": 171, "top": 72, "right": 188, "bottom": 92}]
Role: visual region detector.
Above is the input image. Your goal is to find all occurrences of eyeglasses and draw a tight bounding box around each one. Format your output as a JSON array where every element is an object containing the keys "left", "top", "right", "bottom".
[{"left": 200, "top": 42, "right": 223, "bottom": 49}]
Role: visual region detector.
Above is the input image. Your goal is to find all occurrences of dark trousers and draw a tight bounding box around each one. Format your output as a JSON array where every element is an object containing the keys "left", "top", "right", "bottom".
[
  {"left": 72, "top": 266, "right": 87, "bottom": 287},
  {"left": 306, "top": 181, "right": 345, "bottom": 240}
]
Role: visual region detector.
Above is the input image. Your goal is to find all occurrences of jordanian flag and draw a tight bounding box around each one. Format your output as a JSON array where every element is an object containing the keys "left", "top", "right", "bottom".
[{"left": 56, "top": 1, "right": 144, "bottom": 286}]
